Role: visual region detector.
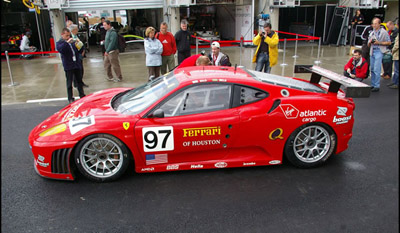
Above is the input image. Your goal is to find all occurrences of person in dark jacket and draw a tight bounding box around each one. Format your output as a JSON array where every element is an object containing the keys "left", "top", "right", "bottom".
[
  {"left": 103, "top": 20, "right": 123, "bottom": 82},
  {"left": 175, "top": 19, "right": 191, "bottom": 64},
  {"left": 382, "top": 21, "right": 399, "bottom": 80},
  {"left": 56, "top": 28, "right": 85, "bottom": 104},
  {"left": 344, "top": 49, "right": 368, "bottom": 82}
]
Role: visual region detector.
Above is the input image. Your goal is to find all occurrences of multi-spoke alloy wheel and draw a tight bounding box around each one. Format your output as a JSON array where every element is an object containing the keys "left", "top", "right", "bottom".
[
  {"left": 285, "top": 124, "right": 336, "bottom": 168},
  {"left": 75, "top": 134, "right": 129, "bottom": 182}
]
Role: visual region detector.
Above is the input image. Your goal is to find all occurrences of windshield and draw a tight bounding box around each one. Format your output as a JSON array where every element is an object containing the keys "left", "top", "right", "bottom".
[{"left": 112, "top": 73, "right": 180, "bottom": 115}]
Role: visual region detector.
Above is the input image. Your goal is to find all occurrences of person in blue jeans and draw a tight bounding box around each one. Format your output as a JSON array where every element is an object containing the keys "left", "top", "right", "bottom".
[
  {"left": 388, "top": 34, "right": 399, "bottom": 89},
  {"left": 252, "top": 23, "right": 279, "bottom": 73},
  {"left": 368, "top": 18, "right": 391, "bottom": 92}
]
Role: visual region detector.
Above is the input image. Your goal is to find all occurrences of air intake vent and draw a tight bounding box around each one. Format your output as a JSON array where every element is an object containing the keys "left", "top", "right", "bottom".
[{"left": 51, "top": 148, "right": 71, "bottom": 174}]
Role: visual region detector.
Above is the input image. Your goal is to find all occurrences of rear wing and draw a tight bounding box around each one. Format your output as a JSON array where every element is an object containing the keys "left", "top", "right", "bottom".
[{"left": 294, "top": 65, "right": 371, "bottom": 98}]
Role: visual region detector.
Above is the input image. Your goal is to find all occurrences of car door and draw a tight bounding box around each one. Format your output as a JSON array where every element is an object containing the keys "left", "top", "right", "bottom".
[{"left": 134, "top": 83, "right": 240, "bottom": 166}]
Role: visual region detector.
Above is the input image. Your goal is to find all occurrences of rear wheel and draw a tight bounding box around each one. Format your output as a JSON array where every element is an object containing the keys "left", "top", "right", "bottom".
[
  {"left": 75, "top": 134, "right": 130, "bottom": 182},
  {"left": 285, "top": 124, "right": 336, "bottom": 168}
]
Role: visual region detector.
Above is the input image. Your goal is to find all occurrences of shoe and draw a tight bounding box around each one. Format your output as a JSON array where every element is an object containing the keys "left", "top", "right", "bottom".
[
  {"left": 68, "top": 98, "right": 75, "bottom": 104},
  {"left": 82, "top": 83, "right": 89, "bottom": 88},
  {"left": 105, "top": 77, "right": 114, "bottom": 81},
  {"left": 387, "top": 82, "right": 395, "bottom": 87},
  {"left": 383, "top": 75, "right": 391, "bottom": 80},
  {"left": 371, "top": 87, "right": 380, "bottom": 92},
  {"left": 389, "top": 84, "right": 398, "bottom": 89},
  {"left": 113, "top": 78, "right": 122, "bottom": 82}
]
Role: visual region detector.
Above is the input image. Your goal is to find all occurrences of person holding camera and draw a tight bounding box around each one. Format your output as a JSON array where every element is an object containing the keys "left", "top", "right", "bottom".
[
  {"left": 368, "top": 18, "right": 391, "bottom": 92},
  {"left": 56, "top": 28, "right": 86, "bottom": 104},
  {"left": 252, "top": 23, "right": 279, "bottom": 73}
]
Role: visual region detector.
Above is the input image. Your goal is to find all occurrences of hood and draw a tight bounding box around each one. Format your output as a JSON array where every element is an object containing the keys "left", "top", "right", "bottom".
[{"left": 29, "top": 88, "right": 131, "bottom": 141}]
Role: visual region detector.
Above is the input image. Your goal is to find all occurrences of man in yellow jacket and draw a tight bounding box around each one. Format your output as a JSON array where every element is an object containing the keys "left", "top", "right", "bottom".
[{"left": 252, "top": 23, "right": 279, "bottom": 73}]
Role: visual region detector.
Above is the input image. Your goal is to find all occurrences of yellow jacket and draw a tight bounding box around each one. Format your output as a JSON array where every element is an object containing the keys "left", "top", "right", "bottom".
[{"left": 252, "top": 31, "right": 279, "bottom": 66}]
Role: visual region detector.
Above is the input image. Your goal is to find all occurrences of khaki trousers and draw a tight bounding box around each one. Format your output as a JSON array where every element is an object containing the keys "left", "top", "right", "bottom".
[
  {"left": 161, "top": 54, "right": 176, "bottom": 75},
  {"left": 104, "top": 50, "right": 122, "bottom": 79}
]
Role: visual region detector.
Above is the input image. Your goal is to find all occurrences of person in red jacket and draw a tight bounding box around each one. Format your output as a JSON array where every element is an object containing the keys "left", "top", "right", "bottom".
[
  {"left": 344, "top": 49, "right": 368, "bottom": 82},
  {"left": 156, "top": 22, "right": 177, "bottom": 75}
]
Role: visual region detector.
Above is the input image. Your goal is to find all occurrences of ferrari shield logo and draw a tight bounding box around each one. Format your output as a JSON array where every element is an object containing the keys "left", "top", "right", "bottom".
[{"left": 123, "top": 122, "right": 130, "bottom": 130}]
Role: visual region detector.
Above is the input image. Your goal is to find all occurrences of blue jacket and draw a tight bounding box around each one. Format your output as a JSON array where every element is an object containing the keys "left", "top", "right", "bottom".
[
  {"left": 56, "top": 39, "right": 82, "bottom": 71},
  {"left": 144, "top": 37, "right": 163, "bottom": 67}
]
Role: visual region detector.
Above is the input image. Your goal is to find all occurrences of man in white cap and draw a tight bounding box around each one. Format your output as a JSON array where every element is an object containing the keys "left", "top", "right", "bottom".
[{"left": 208, "top": 41, "right": 231, "bottom": 66}]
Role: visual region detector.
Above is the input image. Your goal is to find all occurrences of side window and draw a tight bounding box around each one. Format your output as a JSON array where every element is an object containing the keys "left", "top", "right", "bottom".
[
  {"left": 233, "top": 85, "right": 268, "bottom": 107},
  {"left": 157, "top": 84, "right": 232, "bottom": 117}
]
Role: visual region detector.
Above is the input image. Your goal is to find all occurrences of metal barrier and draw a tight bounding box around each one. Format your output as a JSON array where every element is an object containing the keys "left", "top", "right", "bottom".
[{"left": 1, "top": 50, "right": 59, "bottom": 87}]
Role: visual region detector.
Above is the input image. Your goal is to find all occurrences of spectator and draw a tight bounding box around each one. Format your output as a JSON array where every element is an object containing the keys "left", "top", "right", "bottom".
[
  {"left": 69, "top": 24, "right": 89, "bottom": 88},
  {"left": 382, "top": 21, "right": 399, "bottom": 80},
  {"left": 368, "top": 17, "right": 391, "bottom": 92},
  {"left": 66, "top": 20, "right": 73, "bottom": 28},
  {"left": 344, "top": 49, "right": 368, "bottom": 82},
  {"left": 156, "top": 22, "right": 177, "bottom": 75},
  {"left": 175, "top": 19, "right": 191, "bottom": 64},
  {"left": 97, "top": 17, "right": 107, "bottom": 56},
  {"left": 56, "top": 28, "right": 85, "bottom": 104},
  {"left": 350, "top": 9, "right": 364, "bottom": 46},
  {"left": 252, "top": 23, "right": 279, "bottom": 73},
  {"left": 387, "top": 34, "right": 399, "bottom": 89},
  {"left": 19, "top": 31, "right": 37, "bottom": 59},
  {"left": 196, "top": 56, "right": 211, "bottom": 66},
  {"left": 103, "top": 20, "right": 123, "bottom": 82},
  {"left": 144, "top": 26, "right": 163, "bottom": 79},
  {"left": 208, "top": 41, "right": 231, "bottom": 66}
]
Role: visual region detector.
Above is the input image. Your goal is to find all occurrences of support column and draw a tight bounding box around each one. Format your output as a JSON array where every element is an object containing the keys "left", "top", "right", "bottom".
[
  {"left": 170, "top": 7, "right": 180, "bottom": 35},
  {"left": 49, "top": 9, "right": 65, "bottom": 47}
]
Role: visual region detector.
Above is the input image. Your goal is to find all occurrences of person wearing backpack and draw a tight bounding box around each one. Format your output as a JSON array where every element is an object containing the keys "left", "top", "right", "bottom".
[
  {"left": 103, "top": 20, "right": 123, "bottom": 82},
  {"left": 344, "top": 49, "right": 368, "bottom": 82}
]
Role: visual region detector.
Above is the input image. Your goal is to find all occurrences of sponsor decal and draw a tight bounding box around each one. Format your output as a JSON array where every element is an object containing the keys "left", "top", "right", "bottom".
[
  {"left": 191, "top": 164, "right": 203, "bottom": 169},
  {"left": 269, "top": 160, "right": 281, "bottom": 165},
  {"left": 183, "top": 140, "right": 221, "bottom": 147},
  {"left": 269, "top": 128, "right": 284, "bottom": 140},
  {"left": 199, "top": 79, "right": 207, "bottom": 82},
  {"left": 69, "top": 115, "right": 95, "bottom": 135},
  {"left": 166, "top": 164, "right": 179, "bottom": 170},
  {"left": 337, "top": 107, "right": 348, "bottom": 116},
  {"left": 145, "top": 154, "right": 168, "bottom": 165},
  {"left": 280, "top": 104, "right": 327, "bottom": 120},
  {"left": 183, "top": 126, "right": 221, "bottom": 137},
  {"left": 141, "top": 167, "right": 155, "bottom": 172},
  {"left": 215, "top": 162, "right": 227, "bottom": 168},
  {"left": 62, "top": 102, "right": 84, "bottom": 122},
  {"left": 243, "top": 162, "right": 256, "bottom": 166},
  {"left": 333, "top": 115, "right": 352, "bottom": 124},
  {"left": 279, "top": 104, "right": 299, "bottom": 119},
  {"left": 123, "top": 122, "right": 130, "bottom": 130},
  {"left": 218, "top": 79, "right": 227, "bottom": 82},
  {"left": 36, "top": 155, "right": 49, "bottom": 168},
  {"left": 192, "top": 80, "right": 199, "bottom": 84},
  {"left": 299, "top": 110, "right": 327, "bottom": 117},
  {"left": 142, "top": 126, "right": 174, "bottom": 152}
]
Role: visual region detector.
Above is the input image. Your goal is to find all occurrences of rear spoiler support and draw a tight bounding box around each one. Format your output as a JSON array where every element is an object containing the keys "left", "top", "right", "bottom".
[{"left": 295, "top": 65, "right": 371, "bottom": 98}]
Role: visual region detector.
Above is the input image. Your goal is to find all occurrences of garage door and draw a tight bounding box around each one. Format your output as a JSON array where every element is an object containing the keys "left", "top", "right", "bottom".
[{"left": 64, "top": 0, "right": 164, "bottom": 12}]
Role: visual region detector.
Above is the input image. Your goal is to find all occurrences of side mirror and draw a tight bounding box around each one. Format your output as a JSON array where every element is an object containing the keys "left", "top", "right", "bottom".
[{"left": 149, "top": 109, "right": 164, "bottom": 118}]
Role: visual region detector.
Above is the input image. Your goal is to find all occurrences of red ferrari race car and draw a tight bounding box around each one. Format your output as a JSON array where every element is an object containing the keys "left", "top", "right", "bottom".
[{"left": 28, "top": 65, "right": 370, "bottom": 182}]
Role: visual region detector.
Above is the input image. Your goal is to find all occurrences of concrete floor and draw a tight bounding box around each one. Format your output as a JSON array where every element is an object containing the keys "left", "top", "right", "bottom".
[{"left": 1, "top": 42, "right": 360, "bottom": 105}]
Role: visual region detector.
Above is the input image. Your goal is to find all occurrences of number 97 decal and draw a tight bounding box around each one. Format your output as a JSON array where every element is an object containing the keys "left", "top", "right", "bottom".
[{"left": 142, "top": 126, "right": 174, "bottom": 152}]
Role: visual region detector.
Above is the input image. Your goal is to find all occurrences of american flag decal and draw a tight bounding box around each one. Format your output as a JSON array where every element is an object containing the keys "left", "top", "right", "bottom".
[{"left": 146, "top": 154, "right": 168, "bottom": 165}]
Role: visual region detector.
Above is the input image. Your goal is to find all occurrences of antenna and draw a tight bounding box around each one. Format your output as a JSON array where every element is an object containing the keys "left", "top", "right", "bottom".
[{"left": 234, "top": 64, "right": 237, "bottom": 73}]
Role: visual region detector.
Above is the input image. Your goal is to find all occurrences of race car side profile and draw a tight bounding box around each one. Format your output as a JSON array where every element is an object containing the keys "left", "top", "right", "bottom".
[{"left": 28, "top": 65, "right": 370, "bottom": 182}]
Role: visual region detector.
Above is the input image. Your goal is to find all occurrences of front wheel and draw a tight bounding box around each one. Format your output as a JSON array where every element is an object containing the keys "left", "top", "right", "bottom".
[
  {"left": 284, "top": 124, "right": 336, "bottom": 168},
  {"left": 75, "top": 134, "right": 130, "bottom": 182}
]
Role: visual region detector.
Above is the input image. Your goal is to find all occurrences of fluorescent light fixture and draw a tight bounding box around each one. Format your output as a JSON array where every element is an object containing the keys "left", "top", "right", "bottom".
[{"left": 4, "top": 0, "right": 11, "bottom": 3}]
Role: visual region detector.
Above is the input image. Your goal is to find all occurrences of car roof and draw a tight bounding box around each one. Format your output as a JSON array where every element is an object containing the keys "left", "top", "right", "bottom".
[{"left": 173, "top": 66, "right": 254, "bottom": 84}]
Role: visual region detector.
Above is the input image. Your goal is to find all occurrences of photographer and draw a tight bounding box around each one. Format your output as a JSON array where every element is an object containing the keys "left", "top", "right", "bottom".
[
  {"left": 56, "top": 28, "right": 85, "bottom": 104},
  {"left": 252, "top": 23, "right": 279, "bottom": 73}
]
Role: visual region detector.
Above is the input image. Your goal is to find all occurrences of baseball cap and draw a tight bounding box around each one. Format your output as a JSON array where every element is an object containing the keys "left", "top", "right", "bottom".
[{"left": 211, "top": 41, "right": 220, "bottom": 48}]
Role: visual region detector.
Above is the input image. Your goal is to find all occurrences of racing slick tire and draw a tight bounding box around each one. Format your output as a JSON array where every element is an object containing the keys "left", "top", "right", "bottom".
[
  {"left": 75, "top": 134, "right": 130, "bottom": 182},
  {"left": 284, "top": 124, "right": 336, "bottom": 168}
]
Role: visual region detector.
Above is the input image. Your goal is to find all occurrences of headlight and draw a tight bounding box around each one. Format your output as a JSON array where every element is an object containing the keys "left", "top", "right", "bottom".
[{"left": 39, "top": 124, "right": 67, "bottom": 137}]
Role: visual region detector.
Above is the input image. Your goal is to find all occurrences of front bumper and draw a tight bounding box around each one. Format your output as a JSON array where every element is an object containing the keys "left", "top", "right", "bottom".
[{"left": 30, "top": 140, "right": 77, "bottom": 181}]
